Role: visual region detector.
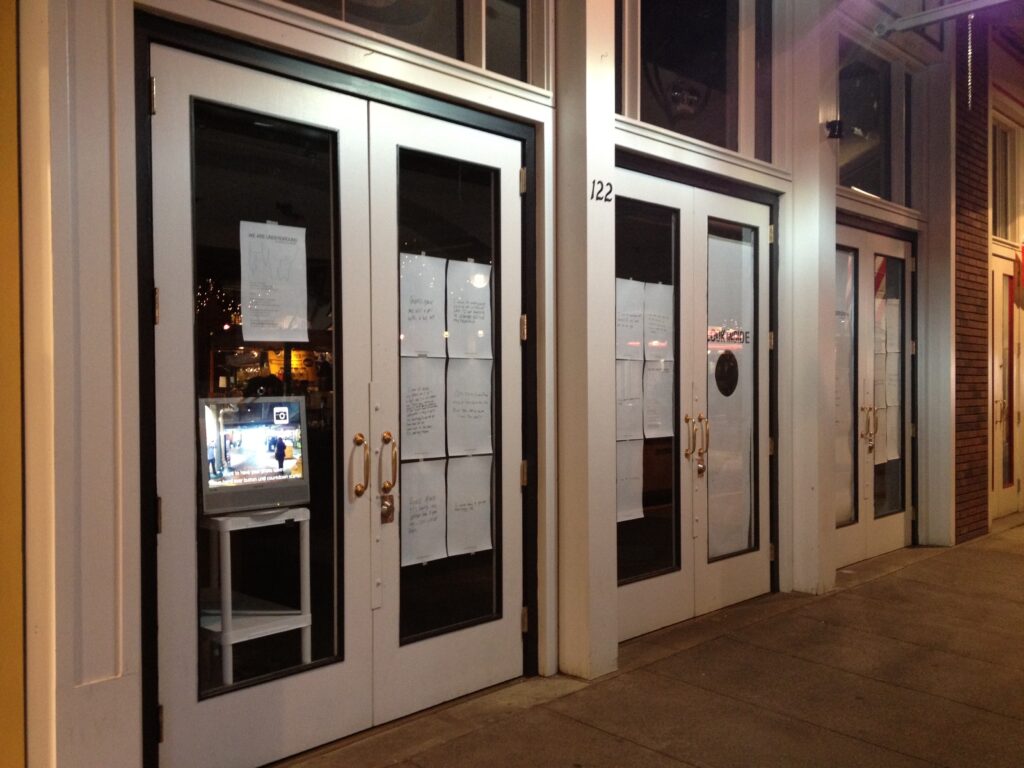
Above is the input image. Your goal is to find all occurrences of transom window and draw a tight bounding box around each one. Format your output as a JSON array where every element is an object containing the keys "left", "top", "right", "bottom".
[
  {"left": 992, "top": 119, "right": 1019, "bottom": 242},
  {"left": 284, "top": 0, "right": 531, "bottom": 82}
]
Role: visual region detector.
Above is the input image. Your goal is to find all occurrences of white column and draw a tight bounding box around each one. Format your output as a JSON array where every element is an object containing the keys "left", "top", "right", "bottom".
[
  {"left": 777, "top": 2, "right": 839, "bottom": 594},
  {"left": 554, "top": 0, "right": 619, "bottom": 678}
]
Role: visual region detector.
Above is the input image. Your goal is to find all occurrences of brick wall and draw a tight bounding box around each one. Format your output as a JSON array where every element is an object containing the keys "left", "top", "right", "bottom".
[{"left": 954, "top": 13, "right": 990, "bottom": 543}]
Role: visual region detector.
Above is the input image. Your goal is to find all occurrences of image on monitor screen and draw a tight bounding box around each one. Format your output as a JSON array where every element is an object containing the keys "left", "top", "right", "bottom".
[{"left": 198, "top": 395, "right": 311, "bottom": 515}]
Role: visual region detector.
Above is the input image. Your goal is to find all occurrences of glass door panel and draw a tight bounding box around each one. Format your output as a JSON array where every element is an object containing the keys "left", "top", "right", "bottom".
[
  {"left": 834, "top": 248, "right": 857, "bottom": 527},
  {"left": 705, "top": 220, "right": 758, "bottom": 560},
  {"left": 397, "top": 149, "right": 501, "bottom": 643},
  {"left": 872, "top": 256, "right": 904, "bottom": 519},
  {"left": 991, "top": 257, "right": 1020, "bottom": 519},
  {"left": 615, "top": 197, "right": 680, "bottom": 584}
]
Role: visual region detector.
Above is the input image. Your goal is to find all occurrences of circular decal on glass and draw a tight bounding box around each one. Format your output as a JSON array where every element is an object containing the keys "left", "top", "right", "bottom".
[{"left": 715, "top": 351, "right": 739, "bottom": 397}]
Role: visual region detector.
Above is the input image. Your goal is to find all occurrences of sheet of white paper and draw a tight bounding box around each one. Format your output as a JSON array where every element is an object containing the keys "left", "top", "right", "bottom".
[
  {"left": 446, "top": 455, "right": 493, "bottom": 556},
  {"left": 874, "top": 406, "right": 888, "bottom": 466},
  {"left": 874, "top": 353, "right": 887, "bottom": 408},
  {"left": 874, "top": 300, "right": 886, "bottom": 354},
  {"left": 400, "top": 459, "right": 448, "bottom": 566},
  {"left": 616, "top": 279, "right": 644, "bottom": 360},
  {"left": 240, "top": 221, "right": 309, "bottom": 342},
  {"left": 616, "top": 360, "right": 644, "bottom": 440},
  {"left": 616, "top": 440, "right": 644, "bottom": 522},
  {"left": 400, "top": 254, "right": 446, "bottom": 358},
  {"left": 644, "top": 282, "right": 674, "bottom": 361},
  {"left": 886, "top": 352, "right": 901, "bottom": 407},
  {"left": 447, "top": 260, "right": 493, "bottom": 358},
  {"left": 401, "top": 357, "right": 446, "bottom": 460},
  {"left": 887, "top": 406, "right": 901, "bottom": 461},
  {"left": 643, "top": 360, "right": 674, "bottom": 438},
  {"left": 447, "top": 358, "right": 492, "bottom": 455},
  {"left": 885, "top": 299, "right": 901, "bottom": 352}
]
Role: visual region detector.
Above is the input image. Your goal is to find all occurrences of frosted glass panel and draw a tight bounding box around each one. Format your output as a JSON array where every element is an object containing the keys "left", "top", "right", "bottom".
[
  {"left": 706, "top": 221, "right": 757, "bottom": 560},
  {"left": 835, "top": 249, "right": 857, "bottom": 526}
]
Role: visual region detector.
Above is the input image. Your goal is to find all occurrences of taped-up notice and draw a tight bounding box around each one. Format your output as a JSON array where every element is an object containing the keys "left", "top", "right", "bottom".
[
  {"left": 874, "top": 299, "right": 887, "bottom": 354},
  {"left": 240, "top": 221, "right": 309, "bottom": 343},
  {"left": 616, "top": 440, "right": 644, "bottom": 522},
  {"left": 447, "top": 358, "right": 492, "bottom": 455},
  {"left": 616, "top": 278, "right": 644, "bottom": 361},
  {"left": 446, "top": 455, "right": 493, "bottom": 556},
  {"left": 643, "top": 360, "right": 674, "bottom": 438},
  {"left": 616, "top": 360, "right": 644, "bottom": 440},
  {"left": 401, "top": 459, "right": 447, "bottom": 567},
  {"left": 401, "top": 357, "right": 446, "bottom": 460},
  {"left": 644, "top": 282, "right": 674, "bottom": 361},
  {"left": 886, "top": 353, "right": 901, "bottom": 408},
  {"left": 400, "top": 254, "right": 446, "bottom": 358},
  {"left": 886, "top": 299, "right": 901, "bottom": 352},
  {"left": 874, "top": 353, "right": 887, "bottom": 409},
  {"left": 447, "top": 260, "right": 493, "bottom": 359},
  {"left": 887, "top": 406, "right": 901, "bottom": 461}
]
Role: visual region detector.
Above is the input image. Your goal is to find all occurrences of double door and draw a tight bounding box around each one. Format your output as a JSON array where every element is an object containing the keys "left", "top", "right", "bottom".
[
  {"left": 833, "top": 226, "right": 912, "bottom": 568},
  {"left": 991, "top": 253, "right": 1021, "bottom": 519},
  {"left": 151, "top": 46, "right": 523, "bottom": 767},
  {"left": 614, "top": 169, "right": 772, "bottom": 641}
]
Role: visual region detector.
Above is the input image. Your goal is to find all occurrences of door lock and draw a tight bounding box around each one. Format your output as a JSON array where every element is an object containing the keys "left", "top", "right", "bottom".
[{"left": 381, "top": 494, "right": 395, "bottom": 524}]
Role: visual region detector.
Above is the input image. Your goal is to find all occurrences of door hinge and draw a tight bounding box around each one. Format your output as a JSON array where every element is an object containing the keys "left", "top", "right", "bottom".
[
  {"left": 910, "top": 423, "right": 917, "bottom": 438},
  {"left": 520, "top": 460, "right": 528, "bottom": 487},
  {"left": 157, "top": 704, "right": 164, "bottom": 743},
  {"left": 521, "top": 606, "right": 529, "bottom": 633},
  {"left": 520, "top": 314, "right": 528, "bottom": 342},
  {"left": 768, "top": 437, "right": 775, "bottom": 456},
  {"left": 769, "top": 542, "right": 776, "bottom": 562},
  {"left": 149, "top": 76, "right": 156, "bottom": 116},
  {"left": 153, "top": 286, "right": 160, "bottom": 325},
  {"left": 1017, "top": 478, "right": 1021, "bottom": 493},
  {"left": 768, "top": 224, "right": 775, "bottom": 244},
  {"left": 910, "top": 340, "right": 917, "bottom": 355},
  {"left": 519, "top": 167, "right": 527, "bottom": 195},
  {"left": 909, "top": 256, "right": 917, "bottom": 272},
  {"left": 768, "top": 331, "right": 775, "bottom": 351},
  {"left": 155, "top": 495, "right": 162, "bottom": 535}
]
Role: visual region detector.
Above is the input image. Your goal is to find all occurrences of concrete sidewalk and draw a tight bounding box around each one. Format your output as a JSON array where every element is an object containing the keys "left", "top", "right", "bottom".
[{"left": 277, "top": 518, "right": 1024, "bottom": 768}]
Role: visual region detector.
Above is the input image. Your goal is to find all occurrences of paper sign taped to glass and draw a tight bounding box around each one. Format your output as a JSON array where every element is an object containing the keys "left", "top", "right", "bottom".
[
  {"left": 400, "top": 253, "right": 446, "bottom": 358},
  {"left": 240, "top": 221, "right": 309, "bottom": 343}
]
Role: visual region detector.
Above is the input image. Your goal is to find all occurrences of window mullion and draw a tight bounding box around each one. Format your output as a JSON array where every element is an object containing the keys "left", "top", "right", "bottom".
[
  {"left": 621, "top": 0, "right": 641, "bottom": 119},
  {"left": 464, "top": 0, "right": 486, "bottom": 68}
]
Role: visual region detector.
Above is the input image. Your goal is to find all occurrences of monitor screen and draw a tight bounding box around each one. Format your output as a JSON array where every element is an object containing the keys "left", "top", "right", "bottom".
[{"left": 198, "top": 396, "right": 311, "bottom": 515}]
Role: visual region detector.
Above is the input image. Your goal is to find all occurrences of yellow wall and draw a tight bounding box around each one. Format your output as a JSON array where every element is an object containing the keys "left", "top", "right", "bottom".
[{"left": 0, "top": 0, "right": 25, "bottom": 764}]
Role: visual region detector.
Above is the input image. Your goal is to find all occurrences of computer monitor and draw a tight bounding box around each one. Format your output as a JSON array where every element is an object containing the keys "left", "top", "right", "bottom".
[{"left": 198, "top": 395, "right": 310, "bottom": 515}]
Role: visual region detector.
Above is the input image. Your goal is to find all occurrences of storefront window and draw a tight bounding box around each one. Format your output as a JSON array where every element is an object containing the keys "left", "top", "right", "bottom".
[
  {"left": 838, "top": 37, "right": 892, "bottom": 199},
  {"left": 283, "top": 0, "right": 529, "bottom": 82}
]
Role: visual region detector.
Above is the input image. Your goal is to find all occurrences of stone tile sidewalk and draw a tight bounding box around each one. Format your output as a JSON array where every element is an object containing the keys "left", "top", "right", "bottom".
[{"left": 277, "top": 518, "right": 1024, "bottom": 768}]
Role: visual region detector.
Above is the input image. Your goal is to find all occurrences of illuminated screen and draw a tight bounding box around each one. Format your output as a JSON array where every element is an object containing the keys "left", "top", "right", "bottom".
[{"left": 198, "top": 396, "right": 311, "bottom": 514}]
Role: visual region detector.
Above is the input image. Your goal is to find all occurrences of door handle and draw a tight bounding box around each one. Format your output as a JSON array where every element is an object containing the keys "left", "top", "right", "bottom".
[
  {"left": 859, "top": 406, "right": 874, "bottom": 452},
  {"left": 684, "top": 414, "right": 697, "bottom": 460},
  {"left": 696, "top": 413, "right": 707, "bottom": 477},
  {"left": 381, "top": 431, "right": 399, "bottom": 493},
  {"left": 353, "top": 433, "right": 370, "bottom": 497}
]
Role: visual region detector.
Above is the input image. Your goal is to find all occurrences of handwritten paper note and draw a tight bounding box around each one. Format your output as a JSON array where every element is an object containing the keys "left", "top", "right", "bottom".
[
  {"left": 874, "top": 353, "right": 887, "bottom": 408},
  {"left": 240, "top": 221, "right": 309, "bottom": 342},
  {"left": 447, "top": 260, "right": 493, "bottom": 359},
  {"left": 887, "top": 406, "right": 901, "bottom": 461},
  {"left": 400, "top": 459, "right": 448, "bottom": 566},
  {"left": 446, "top": 455, "right": 493, "bottom": 556},
  {"left": 644, "top": 283, "right": 674, "bottom": 361},
  {"left": 616, "top": 278, "right": 644, "bottom": 361},
  {"left": 401, "top": 357, "right": 446, "bottom": 460},
  {"left": 643, "top": 360, "right": 674, "bottom": 438},
  {"left": 400, "top": 253, "right": 446, "bottom": 358},
  {"left": 616, "top": 440, "right": 644, "bottom": 522},
  {"left": 886, "top": 299, "right": 901, "bottom": 352},
  {"left": 447, "top": 358, "right": 492, "bottom": 455},
  {"left": 616, "top": 360, "right": 644, "bottom": 440},
  {"left": 886, "top": 353, "right": 901, "bottom": 407}
]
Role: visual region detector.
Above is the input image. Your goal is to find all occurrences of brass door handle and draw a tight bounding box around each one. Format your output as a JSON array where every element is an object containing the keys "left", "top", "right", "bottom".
[
  {"left": 353, "top": 433, "right": 370, "bottom": 497},
  {"left": 859, "top": 406, "right": 874, "bottom": 451},
  {"left": 702, "top": 416, "right": 710, "bottom": 456},
  {"left": 684, "top": 414, "right": 696, "bottom": 459},
  {"left": 381, "top": 431, "right": 398, "bottom": 493},
  {"left": 696, "top": 413, "right": 707, "bottom": 477}
]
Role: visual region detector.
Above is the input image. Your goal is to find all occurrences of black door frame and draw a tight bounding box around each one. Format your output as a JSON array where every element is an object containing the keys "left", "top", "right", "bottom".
[{"left": 135, "top": 12, "right": 540, "bottom": 766}]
